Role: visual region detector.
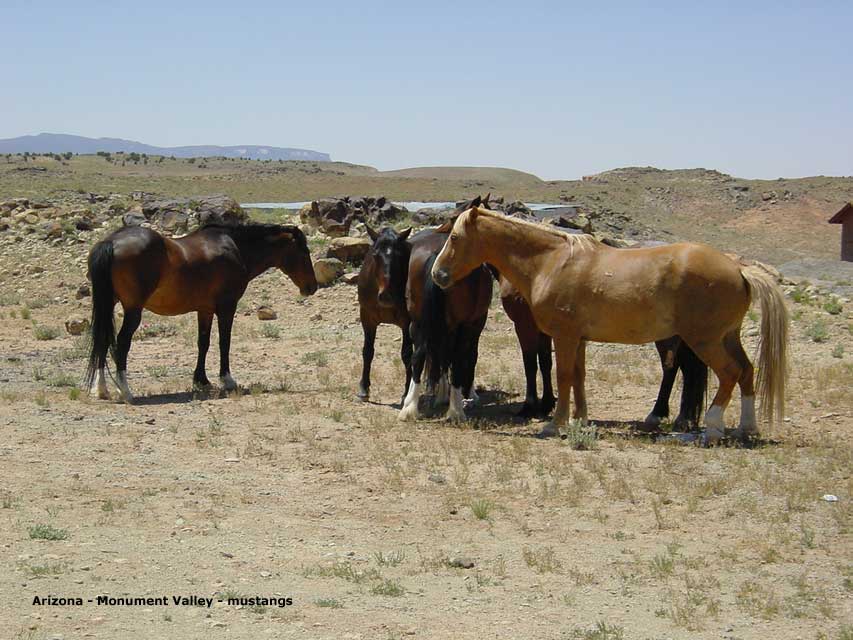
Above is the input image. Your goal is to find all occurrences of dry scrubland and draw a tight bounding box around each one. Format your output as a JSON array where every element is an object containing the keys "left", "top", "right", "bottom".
[
  {"left": 0, "top": 157, "right": 851, "bottom": 639},
  {"left": 3, "top": 154, "right": 853, "bottom": 265}
]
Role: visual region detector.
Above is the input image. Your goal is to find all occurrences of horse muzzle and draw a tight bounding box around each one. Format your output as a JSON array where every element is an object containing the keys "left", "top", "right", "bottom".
[
  {"left": 377, "top": 289, "right": 395, "bottom": 307},
  {"left": 300, "top": 282, "right": 318, "bottom": 297},
  {"left": 432, "top": 267, "right": 451, "bottom": 289}
]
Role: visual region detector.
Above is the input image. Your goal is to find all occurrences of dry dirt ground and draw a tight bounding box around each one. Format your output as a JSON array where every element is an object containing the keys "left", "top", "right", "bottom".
[{"left": 1, "top": 227, "right": 852, "bottom": 640}]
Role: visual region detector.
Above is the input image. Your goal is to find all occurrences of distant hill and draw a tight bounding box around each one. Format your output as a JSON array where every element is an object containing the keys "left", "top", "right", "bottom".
[
  {"left": 0, "top": 133, "right": 331, "bottom": 162},
  {"left": 380, "top": 166, "right": 543, "bottom": 185}
]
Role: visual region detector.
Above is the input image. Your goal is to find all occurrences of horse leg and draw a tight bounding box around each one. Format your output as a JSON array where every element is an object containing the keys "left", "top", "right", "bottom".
[
  {"left": 434, "top": 373, "right": 450, "bottom": 405},
  {"left": 645, "top": 338, "right": 678, "bottom": 427},
  {"left": 399, "top": 323, "right": 426, "bottom": 421},
  {"left": 357, "top": 319, "right": 377, "bottom": 400},
  {"left": 724, "top": 331, "right": 756, "bottom": 440},
  {"left": 513, "top": 315, "right": 541, "bottom": 417},
  {"left": 216, "top": 302, "right": 238, "bottom": 391},
  {"left": 538, "top": 333, "right": 556, "bottom": 416},
  {"left": 674, "top": 342, "right": 708, "bottom": 429},
  {"left": 689, "top": 338, "right": 742, "bottom": 446},
  {"left": 114, "top": 307, "right": 142, "bottom": 403},
  {"left": 463, "top": 329, "right": 482, "bottom": 407},
  {"left": 400, "top": 327, "right": 413, "bottom": 404},
  {"left": 538, "top": 334, "right": 580, "bottom": 438},
  {"left": 571, "top": 340, "right": 588, "bottom": 423},
  {"left": 193, "top": 312, "right": 213, "bottom": 389},
  {"left": 445, "top": 326, "right": 474, "bottom": 422}
]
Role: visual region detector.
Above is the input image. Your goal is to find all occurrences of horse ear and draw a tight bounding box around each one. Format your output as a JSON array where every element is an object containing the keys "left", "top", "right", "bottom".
[
  {"left": 398, "top": 227, "right": 412, "bottom": 241},
  {"left": 482, "top": 192, "right": 490, "bottom": 207},
  {"left": 365, "top": 224, "right": 379, "bottom": 241},
  {"left": 436, "top": 219, "right": 454, "bottom": 233},
  {"left": 470, "top": 195, "right": 482, "bottom": 208},
  {"left": 468, "top": 206, "right": 479, "bottom": 222}
]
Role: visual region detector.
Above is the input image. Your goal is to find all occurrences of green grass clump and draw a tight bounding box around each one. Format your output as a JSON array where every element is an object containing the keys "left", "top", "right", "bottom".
[
  {"left": 823, "top": 297, "right": 843, "bottom": 315},
  {"left": 33, "top": 325, "right": 59, "bottom": 341},
  {"left": 28, "top": 523, "right": 69, "bottom": 540},
  {"left": 805, "top": 320, "right": 829, "bottom": 343},
  {"left": 565, "top": 420, "right": 598, "bottom": 450},
  {"left": 369, "top": 579, "right": 404, "bottom": 597}
]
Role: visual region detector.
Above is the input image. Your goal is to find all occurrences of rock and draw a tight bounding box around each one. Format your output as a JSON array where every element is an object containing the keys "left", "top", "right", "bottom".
[
  {"left": 448, "top": 556, "right": 475, "bottom": 569},
  {"left": 313, "top": 258, "right": 344, "bottom": 286},
  {"left": 326, "top": 237, "right": 371, "bottom": 263},
  {"left": 301, "top": 196, "right": 408, "bottom": 237},
  {"left": 342, "top": 272, "right": 360, "bottom": 285},
  {"left": 65, "top": 316, "right": 90, "bottom": 336},
  {"left": 122, "top": 211, "right": 146, "bottom": 227},
  {"left": 43, "top": 222, "right": 64, "bottom": 239},
  {"left": 256, "top": 306, "right": 277, "bottom": 321},
  {"left": 504, "top": 200, "right": 533, "bottom": 217},
  {"left": 141, "top": 194, "right": 246, "bottom": 232}
]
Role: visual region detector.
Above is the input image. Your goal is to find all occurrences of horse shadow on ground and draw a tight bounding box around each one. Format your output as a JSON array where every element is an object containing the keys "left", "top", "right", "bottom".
[{"left": 461, "top": 390, "right": 783, "bottom": 448}]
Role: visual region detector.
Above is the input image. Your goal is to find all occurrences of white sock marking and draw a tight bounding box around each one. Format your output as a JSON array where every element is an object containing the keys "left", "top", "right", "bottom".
[{"left": 445, "top": 386, "right": 466, "bottom": 421}]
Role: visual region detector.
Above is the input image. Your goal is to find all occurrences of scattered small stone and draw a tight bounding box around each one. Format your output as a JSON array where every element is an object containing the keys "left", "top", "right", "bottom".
[
  {"left": 448, "top": 556, "right": 475, "bottom": 569},
  {"left": 428, "top": 473, "right": 447, "bottom": 484},
  {"left": 256, "top": 306, "right": 277, "bottom": 321},
  {"left": 76, "top": 284, "right": 91, "bottom": 299}
]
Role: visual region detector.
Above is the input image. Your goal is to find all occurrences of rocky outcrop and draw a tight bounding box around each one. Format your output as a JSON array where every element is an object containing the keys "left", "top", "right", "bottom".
[
  {"left": 139, "top": 194, "right": 247, "bottom": 232},
  {"left": 313, "top": 257, "right": 345, "bottom": 286},
  {"left": 300, "top": 196, "right": 408, "bottom": 237}
]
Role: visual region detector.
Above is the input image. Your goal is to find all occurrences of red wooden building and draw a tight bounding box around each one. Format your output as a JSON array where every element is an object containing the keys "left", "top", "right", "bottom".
[{"left": 829, "top": 202, "right": 853, "bottom": 262}]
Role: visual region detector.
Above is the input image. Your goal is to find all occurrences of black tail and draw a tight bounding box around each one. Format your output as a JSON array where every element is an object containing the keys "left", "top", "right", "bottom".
[
  {"left": 84, "top": 239, "right": 116, "bottom": 388},
  {"left": 677, "top": 343, "right": 708, "bottom": 425},
  {"left": 421, "top": 254, "right": 450, "bottom": 384}
]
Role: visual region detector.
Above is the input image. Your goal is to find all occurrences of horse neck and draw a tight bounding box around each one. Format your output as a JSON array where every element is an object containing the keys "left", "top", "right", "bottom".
[
  {"left": 476, "top": 214, "right": 568, "bottom": 301},
  {"left": 232, "top": 236, "right": 279, "bottom": 280}
]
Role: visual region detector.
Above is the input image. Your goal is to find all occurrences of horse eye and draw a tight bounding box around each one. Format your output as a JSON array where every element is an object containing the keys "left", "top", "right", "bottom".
[{"left": 450, "top": 233, "right": 459, "bottom": 241}]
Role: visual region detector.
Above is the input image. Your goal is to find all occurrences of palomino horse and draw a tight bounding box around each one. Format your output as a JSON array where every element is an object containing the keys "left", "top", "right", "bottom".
[
  {"left": 399, "top": 228, "right": 492, "bottom": 421},
  {"left": 357, "top": 225, "right": 413, "bottom": 402},
  {"left": 85, "top": 223, "right": 317, "bottom": 402},
  {"left": 500, "top": 274, "right": 708, "bottom": 427},
  {"left": 432, "top": 201, "right": 788, "bottom": 443}
]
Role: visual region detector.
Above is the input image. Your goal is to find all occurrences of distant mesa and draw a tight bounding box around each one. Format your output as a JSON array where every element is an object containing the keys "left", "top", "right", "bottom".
[{"left": 0, "top": 133, "right": 331, "bottom": 162}]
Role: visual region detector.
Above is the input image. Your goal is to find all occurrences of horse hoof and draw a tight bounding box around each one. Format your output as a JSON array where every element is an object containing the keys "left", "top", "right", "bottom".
[
  {"left": 356, "top": 388, "right": 369, "bottom": 402},
  {"left": 444, "top": 407, "right": 466, "bottom": 422},
  {"left": 536, "top": 423, "right": 560, "bottom": 439},
  {"left": 643, "top": 412, "right": 663, "bottom": 428},
  {"left": 220, "top": 375, "right": 238, "bottom": 392},
  {"left": 398, "top": 408, "right": 418, "bottom": 422},
  {"left": 539, "top": 397, "right": 556, "bottom": 416},
  {"left": 517, "top": 403, "right": 538, "bottom": 418},
  {"left": 701, "top": 428, "right": 725, "bottom": 447}
]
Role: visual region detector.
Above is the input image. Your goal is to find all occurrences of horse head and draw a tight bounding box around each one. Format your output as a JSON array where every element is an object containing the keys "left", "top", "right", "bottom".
[
  {"left": 275, "top": 226, "right": 318, "bottom": 296},
  {"left": 432, "top": 196, "right": 484, "bottom": 289},
  {"left": 366, "top": 224, "right": 411, "bottom": 307}
]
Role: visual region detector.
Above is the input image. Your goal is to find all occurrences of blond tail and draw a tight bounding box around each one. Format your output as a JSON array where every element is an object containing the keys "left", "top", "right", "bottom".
[{"left": 740, "top": 265, "right": 789, "bottom": 425}]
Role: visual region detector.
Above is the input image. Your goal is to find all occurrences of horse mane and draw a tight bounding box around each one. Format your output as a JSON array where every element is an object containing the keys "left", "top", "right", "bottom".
[
  {"left": 203, "top": 222, "right": 308, "bottom": 250},
  {"left": 467, "top": 207, "right": 599, "bottom": 253}
]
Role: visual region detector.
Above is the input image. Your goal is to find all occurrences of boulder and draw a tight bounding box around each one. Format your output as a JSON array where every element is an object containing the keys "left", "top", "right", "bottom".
[
  {"left": 256, "top": 305, "right": 277, "bottom": 321},
  {"left": 122, "top": 211, "right": 146, "bottom": 227},
  {"left": 141, "top": 194, "right": 246, "bottom": 232},
  {"left": 326, "top": 237, "right": 371, "bottom": 263},
  {"left": 65, "top": 316, "right": 90, "bottom": 336},
  {"left": 313, "top": 258, "right": 344, "bottom": 286},
  {"left": 504, "top": 200, "right": 533, "bottom": 217}
]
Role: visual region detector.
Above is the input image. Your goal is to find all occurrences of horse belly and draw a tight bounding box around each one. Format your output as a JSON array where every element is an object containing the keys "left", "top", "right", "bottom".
[{"left": 144, "top": 276, "right": 215, "bottom": 316}]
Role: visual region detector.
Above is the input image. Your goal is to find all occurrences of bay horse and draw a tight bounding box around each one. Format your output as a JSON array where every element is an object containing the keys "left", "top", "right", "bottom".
[
  {"left": 399, "top": 228, "right": 492, "bottom": 421},
  {"left": 500, "top": 275, "right": 708, "bottom": 427},
  {"left": 432, "top": 201, "right": 788, "bottom": 444},
  {"left": 357, "top": 225, "right": 413, "bottom": 402},
  {"left": 84, "top": 223, "right": 318, "bottom": 402}
]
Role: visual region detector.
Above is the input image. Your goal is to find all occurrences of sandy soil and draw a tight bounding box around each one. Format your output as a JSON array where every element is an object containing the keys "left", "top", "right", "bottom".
[{"left": 1, "top": 233, "right": 851, "bottom": 640}]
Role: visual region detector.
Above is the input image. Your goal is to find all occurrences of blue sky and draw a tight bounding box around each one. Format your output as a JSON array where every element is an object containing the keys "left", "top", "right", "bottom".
[{"left": 1, "top": 1, "right": 851, "bottom": 179}]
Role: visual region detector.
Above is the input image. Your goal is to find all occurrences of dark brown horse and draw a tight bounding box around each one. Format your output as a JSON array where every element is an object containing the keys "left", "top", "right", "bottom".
[
  {"left": 357, "top": 225, "right": 413, "bottom": 402},
  {"left": 501, "top": 276, "right": 708, "bottom": 427},
  {"left": 85, "top": 223, "right": 317, "bottom": 402},
  {"left": 398, "top": 228, "right": 492, "bottom": 421}
]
